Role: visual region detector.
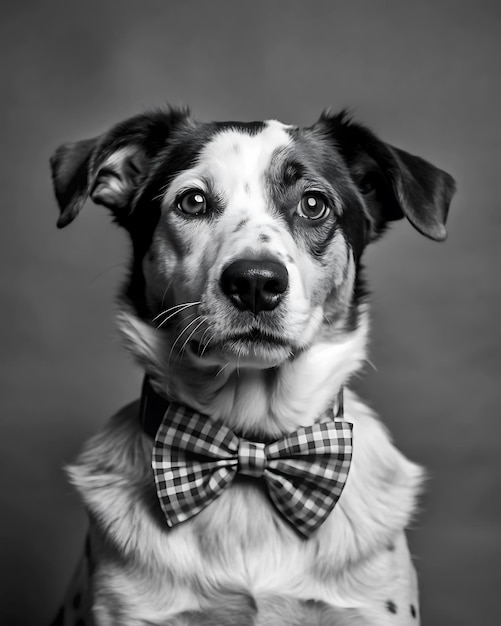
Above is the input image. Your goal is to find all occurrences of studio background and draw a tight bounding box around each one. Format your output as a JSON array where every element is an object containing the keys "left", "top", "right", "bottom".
[{"left": 1, "top": 1, "right": 499, "bottom": 624}]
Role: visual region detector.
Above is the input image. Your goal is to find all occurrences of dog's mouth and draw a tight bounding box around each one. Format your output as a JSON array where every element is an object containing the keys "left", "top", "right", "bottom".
[
  {"left": 188, "top": 328, "right": 293, "bottom": 365},
  {"left": 226, "top": 329, "right": 290, "bottom": 346}
]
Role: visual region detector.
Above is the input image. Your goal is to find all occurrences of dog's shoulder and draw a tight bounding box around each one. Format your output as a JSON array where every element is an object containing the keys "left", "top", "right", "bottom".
[
  {"left": 313, "top": 389, "right": 424, "bottom": 565},
  {"left": 67, "top": 400, "right": 161, "bottom": 543},
  {"left": 68, "top": 399, "right": 146, "bottom": 484}
]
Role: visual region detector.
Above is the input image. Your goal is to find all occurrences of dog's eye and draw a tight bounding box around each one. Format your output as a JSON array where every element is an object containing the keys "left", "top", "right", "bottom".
[
  {"left": 297, "top": 194, "right": 330, "bottom": 220},
  {"left": 177, "top": 191, "right": 207, "bottom": 215}
]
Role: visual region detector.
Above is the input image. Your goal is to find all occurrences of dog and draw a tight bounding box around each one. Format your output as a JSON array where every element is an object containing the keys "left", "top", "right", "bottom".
[{"left": 49, "top": 108, "right": 455, "bottom": 626}]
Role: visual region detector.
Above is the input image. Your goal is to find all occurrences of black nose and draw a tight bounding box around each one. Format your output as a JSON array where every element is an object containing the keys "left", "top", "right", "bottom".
[{"left": 220, "top": 259, "right": 289, "bottom": 314}]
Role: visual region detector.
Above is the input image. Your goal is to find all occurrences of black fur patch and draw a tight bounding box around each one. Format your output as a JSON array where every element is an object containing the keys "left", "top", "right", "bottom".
[
  {"left": 266, "top": 129, "right": 369, "bottom": 263},
  {"left": 386, "top": 600, "right": 398, "bottom": 614}
]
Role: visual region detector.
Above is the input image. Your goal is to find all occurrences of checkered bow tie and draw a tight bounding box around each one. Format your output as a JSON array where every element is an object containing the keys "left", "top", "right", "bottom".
[{"left": 151, "top": 399, "right": 353, "bottom": 538}]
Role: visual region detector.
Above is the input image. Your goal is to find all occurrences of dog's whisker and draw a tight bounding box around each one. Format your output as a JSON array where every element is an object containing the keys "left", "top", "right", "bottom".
[
  {"left": 168, "top": 315, "right": 204, "bottom": 364},
  {"left": 160, "top": 281, "right": 174, "bottom": 310},
  {"left": 198, "top": 327, "right": 213, "bottom": 355},
  {"left": 166, "top": 315, "right": 198, "bottom": 361},
  {"left": 152, "top": 183, "right": 169, "bottom": 202},
  {"left": 179, "top": 319, "right": 207, "bottom": 356},
  {"left": 199, "top": 326, "right": 211, "bottom": 347},
  {"left": 166, "top": 314, "right": 197, "bottom": 345},
  {"left": 155, "top": 302, "right": 201, "bottom": 328},
  {"left": 366, "top": 358, "right": 378, "bottom": 372},
  {"left": 154, "top": 301, "right": 200, "bottom": 322},
  {"left": 200, "top": 332, "right": 217, "bottom": 358},
  {"left": 215, "top": 362, "right": 230, "bottom": 378}
]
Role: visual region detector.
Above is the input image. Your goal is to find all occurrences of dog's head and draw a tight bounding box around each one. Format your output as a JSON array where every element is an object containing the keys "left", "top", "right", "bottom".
[{"left": 51, "top": 109, "right": 455, "bottom": 379}]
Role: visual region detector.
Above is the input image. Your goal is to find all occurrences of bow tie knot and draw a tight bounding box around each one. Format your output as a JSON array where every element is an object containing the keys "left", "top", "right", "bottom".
[{"left": 238, "top": 440, "right": 267, "bottom": 478}]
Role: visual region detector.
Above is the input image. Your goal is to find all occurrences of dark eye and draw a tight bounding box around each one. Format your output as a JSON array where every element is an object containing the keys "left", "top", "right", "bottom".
[
  {"left": 177, "top": 190, "right": 207, "bottom": 215},
  {"left": 297, "top": 193, "right": 330, "bottom": 220}
]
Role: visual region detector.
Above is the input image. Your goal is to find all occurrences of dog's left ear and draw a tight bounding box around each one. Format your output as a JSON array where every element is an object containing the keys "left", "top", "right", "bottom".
[{"left": 319, "top": 112, "right": 456, "bottom": 241}]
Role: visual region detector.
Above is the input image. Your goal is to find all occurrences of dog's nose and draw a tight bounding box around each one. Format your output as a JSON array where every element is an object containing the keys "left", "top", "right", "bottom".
[{"left": 220, "top": 259, "right": 289, "bottom": 314}]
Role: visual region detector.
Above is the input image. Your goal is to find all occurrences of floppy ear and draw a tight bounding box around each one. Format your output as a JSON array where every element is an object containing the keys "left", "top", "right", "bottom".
[
  {"left": 320, "top": 111, "right": 456, "bottom": 241},
  {"left": 50, "top": 108, "right": 189, "bottom": 228}
]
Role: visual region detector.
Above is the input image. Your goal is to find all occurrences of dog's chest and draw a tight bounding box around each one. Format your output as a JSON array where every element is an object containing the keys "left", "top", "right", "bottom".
[
  {"left": 174, "top": 481, "right": 324, "bottom": 590},
  {"left": 82, "top": 485, "right": 420, "bottom": 626},
  {"left": 68, "top": 398, "right": 423, "bottom": 623}
]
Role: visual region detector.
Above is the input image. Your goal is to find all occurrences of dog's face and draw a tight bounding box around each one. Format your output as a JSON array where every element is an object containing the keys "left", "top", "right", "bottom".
[
  {"left": 51, "top": 109, "right": 455, "bottom": 373},
  {"left": 142, "top": 119, "right": 366, "bottom": 369}
]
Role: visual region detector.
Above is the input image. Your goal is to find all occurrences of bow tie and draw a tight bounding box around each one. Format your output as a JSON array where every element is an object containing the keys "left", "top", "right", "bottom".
[{"left": 142, "top": 380, "right": 353, "bottom": 538}]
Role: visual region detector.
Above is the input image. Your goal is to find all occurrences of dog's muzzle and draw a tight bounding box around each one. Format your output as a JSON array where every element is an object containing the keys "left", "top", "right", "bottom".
[{"left": 220, "top": 259, "right": 289, "bottom": 315}]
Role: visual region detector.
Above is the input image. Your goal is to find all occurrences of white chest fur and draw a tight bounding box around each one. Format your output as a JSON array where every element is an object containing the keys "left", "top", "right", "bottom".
[{"left": 69, "top": 390, "right": 422, "bottom": 623}]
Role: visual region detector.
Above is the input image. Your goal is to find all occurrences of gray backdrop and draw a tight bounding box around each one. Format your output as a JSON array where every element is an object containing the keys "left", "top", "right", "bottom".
[{"left": 1, "top": 1, "right": 499, "bottom": 624}]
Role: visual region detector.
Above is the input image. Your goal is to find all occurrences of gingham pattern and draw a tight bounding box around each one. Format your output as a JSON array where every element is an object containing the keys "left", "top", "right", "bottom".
[{"left": 152, "top": 403, "right": 353, "bottom": 538}]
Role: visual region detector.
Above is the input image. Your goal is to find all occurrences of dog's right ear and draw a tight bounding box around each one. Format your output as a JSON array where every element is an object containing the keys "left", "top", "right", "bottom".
[
  {"left": 51, "top": 136, "right": 99, "bottom": 228},
  {"left": 50, "top": 108, "right": 190, "bottom": 228}
]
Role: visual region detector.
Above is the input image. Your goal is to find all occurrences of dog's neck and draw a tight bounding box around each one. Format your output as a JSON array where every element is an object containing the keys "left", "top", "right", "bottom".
[
  {"left": 117, "top": 304, "right": 369, "bottom": 440},
  {"left": 139, "top": 375, "right": 345, "bottom": 443}
]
